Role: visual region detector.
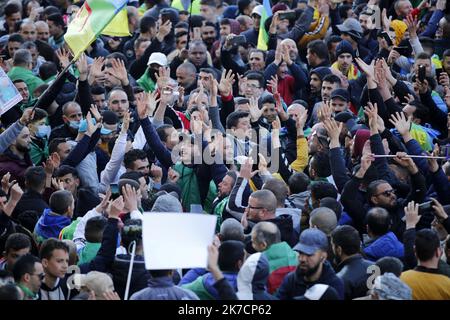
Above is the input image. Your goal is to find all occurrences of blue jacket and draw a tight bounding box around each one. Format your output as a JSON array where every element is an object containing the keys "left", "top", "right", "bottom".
[
  {"left": 34, "top": 209, "right": 71, "bottom": 242},
  {"left": 363, "top": 232, "right": 404, "bottom": 261},
  {"left": 179, "top": 268, "right": 207, "bottom": 286}
]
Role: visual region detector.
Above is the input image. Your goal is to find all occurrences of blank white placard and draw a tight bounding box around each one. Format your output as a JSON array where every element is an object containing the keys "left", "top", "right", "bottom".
[{"left": 142, "top": 213, "right": 217, "bottom": 270}]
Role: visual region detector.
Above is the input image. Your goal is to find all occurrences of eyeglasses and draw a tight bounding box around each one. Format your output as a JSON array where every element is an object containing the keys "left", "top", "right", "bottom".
[
  {"left": 375, "top": 189, "right": 395, "bottom": 197},
  {"left": 246, "top": 84, "right": 261, "bottom": 89}
]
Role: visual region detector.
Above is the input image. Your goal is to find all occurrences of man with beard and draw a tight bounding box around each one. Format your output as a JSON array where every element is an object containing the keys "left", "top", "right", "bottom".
[
  {"left": 276, "top": 228, "right": 344, "bottom": 300},
  {"left": 340, "top": 153, "right": 427, "bottom": 241},
  {"left": 137, "top": 52, "right": 168, "bottom": 93},
  {"left": 331, "top": 40, "right": 360, "bottom": 80},
  {"left": 201, "top": 21, "right": 218, "bottom": 52},
  {"left": 306, "top": 40, "right": 330, "bottom": 69},
  {"left": 211, "top": 171, "right": 238, "bottom": 231},
  {"left": 308, "top": 67, "right": 331, "bottom": 111},
  {"left": 336, "top": 18, "right": 372, "bottom": 63},
  {"left": 0, "top": 122, "right": 33, "bottom": 188},
  {"left": 358, "top": 9, "right": 379, "bottom": 60}
]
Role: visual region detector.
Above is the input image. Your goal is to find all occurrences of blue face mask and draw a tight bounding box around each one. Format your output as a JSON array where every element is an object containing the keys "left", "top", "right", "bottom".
[
  {"left": 35, "top": 125, "right": 51, "bottom": 139},
  {"left": 69, "top": 120, "right": 81, "bottom": 130}
]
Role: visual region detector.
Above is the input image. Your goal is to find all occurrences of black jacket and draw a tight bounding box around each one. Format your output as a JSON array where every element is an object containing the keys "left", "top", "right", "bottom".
[
  {"left": 11, "top": 189, "right": 48, "bottom": 220},
  {"left": 335, "top": 254, "right": 374, "bottom": 300},
  {"left": 276, "top": 261, "right": 344, "bottom": 300}
]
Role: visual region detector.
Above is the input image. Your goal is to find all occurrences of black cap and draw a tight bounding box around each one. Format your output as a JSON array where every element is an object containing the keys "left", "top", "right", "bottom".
[{"left": 330, "top": 88, "right": 350, "bottom": 102}]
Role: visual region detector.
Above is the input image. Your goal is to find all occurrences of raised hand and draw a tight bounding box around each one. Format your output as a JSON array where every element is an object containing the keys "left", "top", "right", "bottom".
[
  {"left": 89, "top": 104, "right": 102, "bottom": 123},
  {"left": 1, "top": 173, "right": 16, "bottom": 193},
  {"left": 318, "top": 100, "right": 333, "bottom": 122},
  {"left": 167, "top": 167, "right": 180, "bottom": 183},
  {"left": 110, "top": 58, "right": 129, "bottom": 86},
  {"left": 56, "top": 48, "right": 71, "bottom": 69},
  {"left": 96, "top": 189, "right": 111, "bottom": 213},
  {"left": 258, "top": 153, "right": 269, "bottom": 175},
  {"left": 389, "top": 112, "right": 411, "bottom": 137},
  {"left": 155, "top": 66, "right": 170, "bottom": 91},
  {"left": 404, "top": 14, "right": 419, "bottom": 39},
  {"left": 323, "top": 118, "right": 342, "bottom": 147},
  {"left": 108, "top": 195, "right": 124, "bottom": 219},
  {"left": 267, "top": 75, "right": 278, "bottom": 95},
  {"left": 85, "top": 112, "right": 101, "bottom": 137},
  {"left": 364, "top": 102, "right": 378, "bottom": 133},
  {"left": 404, "top": 201, "right": 420, "bottom": 229},
  {"left": 427, "top": 144, "right": 440, "bottom": 173},
  {"left": 239, "top": 157, "right": 259, "bottom": 180},
  {"left": 218, "top": 69, "right": 235, "bottom": 96},
  {"left": 393, "top": 151, "right": 417, "bottom": 173},
  {"left": 355, "top": 57, "right": 375, "bottom": 79},
  {"left": 248, "top": 97, "right": 262, "bottom": 122},
  {"left": 19, "top": 108, "right": 35, "bottom": 125},
  {"left": 281, "top": 44, "right": 292, "bottom": 65},
  {"left": 430, "top": 198, "right": 449, "bottom": 222},
  {"left": 76, "top": 53, "right": 88, "bottom": 80},
  {"left": 136, "top": 92, "right": 150, "bottom": 119},
  {"left": 122, "top": 184, "right": 138, "bottom": 212},
  {"left": 157, "top": 20, "right": 172, "bottom": 42},
  {"left": 51, "top": 178, "right": 64, "bottom": 190},
  {"left": 150, "top": 163, "right": 163, "bottom": 184},
  {"left": 121, "top": 111, "right": 130, "bottom": 133},
  {"left": 355, "top": 153, "right": 375, "bottom": 178},
  {"left": 88, "top": 56, "right": 105, "bottom": 85}
]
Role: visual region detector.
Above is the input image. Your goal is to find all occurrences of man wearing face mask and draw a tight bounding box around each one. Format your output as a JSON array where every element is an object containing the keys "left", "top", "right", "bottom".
[
  {"left": 27, "top": 108, "right": 50, "bottom": 165},
  {"left": 49, "top": 102, "right": 84, "bottom": 141}
]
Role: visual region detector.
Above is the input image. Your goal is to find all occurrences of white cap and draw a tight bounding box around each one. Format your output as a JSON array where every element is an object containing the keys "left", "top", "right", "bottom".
[
  {"left": 147, "top": 52, "right": 168, "bottom": 67},
  {"left": 251, "top": 5, "right": 264, "bottom": 17}
]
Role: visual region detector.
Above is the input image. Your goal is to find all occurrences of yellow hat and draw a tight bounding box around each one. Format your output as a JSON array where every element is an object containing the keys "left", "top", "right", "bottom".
[{"left": 390, "top": 20, "right": 408, "bottom": 46}]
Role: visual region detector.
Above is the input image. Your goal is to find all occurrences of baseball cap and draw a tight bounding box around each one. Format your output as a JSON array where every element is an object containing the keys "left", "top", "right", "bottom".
[
  {"left": 147, "top": 52, "right": 168, "bottom": 67},
  {"left": 252, "top": 5, "right": 264, "bottom": 17},
  {"left": 330, "top": 88, "right": 350, "bottom": 102},
  {"left": 337, "top": 18, "right": 363, "bottom": 39},
  {"left": 293, "top": 228, "right": 329, "bottom": 255}
]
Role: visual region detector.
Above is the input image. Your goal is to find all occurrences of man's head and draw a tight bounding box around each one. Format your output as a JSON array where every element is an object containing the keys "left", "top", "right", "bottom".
[
  {"left": 12, "top": 254, "right": 43, "bottom": 294},
  {"left": 61, "top": 101, "right": 83, "bottom": 129},
  {"left": 262, "top": 178, "right": 289, "bottom": 208},
  {"left": 335, "top": 40, "right": 354, "bottom": 75},
  {"left": 201, "top": 21, "right": 217, "bottom": 48},
  {"left": 306, "top": 40, "right": 329, "bottom": 68},
  {"left": 219, "top": 218, "right": 245, "bottom": 242},
  {"left": 175, "top": 30, "right": 188, "bottom": 50},
  {"left": 4, "top": 3, "right": 22, "bottom": 32},
  {"left": 238, "top": 0, "right": 257, "bottom": 16},
  {"left": 134, "top": 38, "right": 151, "bottom": 60},
  {"left": 321, "top": 74, "right": 341, "bottom": 102},
  {"left": 226, "top": 111, "right": 251, "bottom": 139},
  {"left": 413, "top": 52, "right": 432, "bottom": 78},
  {"left": 337, "top": 18, "right": 363, "bottom": 45},
  {"left": 288, "top": 172, "right": 310, "bottom": 195},
  {"left": 414, "top": 229, "right": 442, "bottom": 266},
  {"left": 48, "top": 138, "right": 71, "bottom": 162},
  {"left": 251, "top": 221, "right": 281, "bottom": 252},
  {"left": 251, "top": 5, "right": 263, "bottom": 32},
  {"left": 54, "top": 165, "right": 80, "bottom": 196},
  {"left": 49, "top": 190, "right": 74, "bottom": 218},
  {"left": 140, "top": 15, "right": 157, "bottom": 39},
  {"left": 331, "top": 225, "right": 361, "bottom": 265},
  {"left": 11, "top": 126, "right": 32, "bottom": 156},
  {"left": 218, "top": 240, "right": 245, "bottom": 272},
  {"left": 39, "top": 239, "right": 69, "bottom": 280},
  {"left": 20, "top": 21, "right": 37, "bottom": 42},
  {"left": 308, "top": 125, "right": 329, "bottom": 155},
  {"left": 281, "top": 39, "right": 299, "bottom": 62},
  {"left": 107, "top": 88, "right": 129, "bottom": 119},
  {"left": 309, "top": 152, "right": 331, "bottom": 180},
  {"left": 310, "top": 181, "right": 337, "bottom": 209},
  {"left": 90, "top": 86, "right": 107, "bottom": 111},
  {"left": 246, "top": 190, "right": 277, "bottom": 222},
  {"left": 85, "top": 216, "right": 108, "bottom": 243},
  {"left": 146, "top": 52, "right": 168, "bottom": 82},
  {"left": 310, "top": 207, "right": 338, "bottom": 236},
  {"left": 330, "top": 88, "right": 350, "bottom": 113},
  {"left": 244, "top": 71, "right": 264, "bottom": 99},
  {"left": 124, "top": 149, "right": 149, "bottom": 177},
  {"left": 13, "top": 79, "right": 29, "bottom": 102},
  {"left": 294, "top": 228, "right": 329, "bottom": 277},
  {"left": 359, "top": 11, "right": 375, "bottom": 33},
  {"left": 260, "top": 95, "right": 277, "bottom": 123},
  {"left": 375, "top": 256, "right": 404, "bottom": 277},
  {"left": 13, "top": 48, "right": 32, "bottom": 69},
  {"left": 2, "top": 234, "right": 31, "bottom": 272},
  {"left": 367, "top": 180, "right": 397, "bottom": 209},
  {"left": 248, "top": 49, "right": 266, "bottom": 71},
  {"left": 35, "top": 20, "right": 50, "bottom": 42},
  {"left": 367, "top": 207, "right": 390, "bottom": 238},
  {"left": 46, "top": 13, "right": 65, "bottom": 37},
  {"left": 176, "top": 62, "right": 197, "bottom": 88},
  {"left": 188, "top": 40, "right": 207, "bottom": 67},
  {"left": 200, "top": 0, "right": 217, "bottom": 22},
  {"left": 24, "top": 166, "right": 46, "bottom": 193},
  {"left": 394, "top": 0, "right": 412, "bottom": 18},
  {"left": 218, "top": 171, "right": 237, "bottom": 198},
  {"left": 7, "top": 33, "right": 24, "bottom": 59}
]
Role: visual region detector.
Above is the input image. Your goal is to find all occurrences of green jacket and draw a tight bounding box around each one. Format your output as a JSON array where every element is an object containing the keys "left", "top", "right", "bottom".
[
  {"left": 77, "top": 242, "right": 101, "bottom": 265},
  {"left": 7, "top": 66, "right": 44, "bottom": 98},
  {"left": 137, "top": 70, "right": 156, "bottom": 93},
  {"left": 30, "top": 138, "right": 48, "bottom": 165}
]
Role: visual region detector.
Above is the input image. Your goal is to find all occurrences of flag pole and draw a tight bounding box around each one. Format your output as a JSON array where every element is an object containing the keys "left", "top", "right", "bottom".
[
  {"left": 31, "top": 57, "right": 77, "bottom": 112},
  {"left": 186, "top": 0, "right": 193, "bottom": 50}
]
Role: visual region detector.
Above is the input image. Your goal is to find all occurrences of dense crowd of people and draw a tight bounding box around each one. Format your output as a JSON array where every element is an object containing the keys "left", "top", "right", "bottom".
[{"left": 0, "top": 0, "right": 449, "bottom": 300}]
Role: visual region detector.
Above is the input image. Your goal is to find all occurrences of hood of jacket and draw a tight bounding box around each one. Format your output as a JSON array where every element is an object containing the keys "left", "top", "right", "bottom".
[
  {"left": 236, "top": 252, "right": 270, "bottom": 299},
  {"left": 364, "top": 232, "right": 404, "bottom": 261},
  {"left": 287, "top": 191, "right": 310, "bottom": 209},
  {"left": 34, "top": 208, "right": 71, "bottom": 240}
]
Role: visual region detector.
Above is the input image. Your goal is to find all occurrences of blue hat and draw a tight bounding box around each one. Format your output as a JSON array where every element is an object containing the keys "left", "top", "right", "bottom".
[
  {"left": 310, "top": 67, "right": 332, "bottom": 81},
  {"left": 335, "top": 40, "right": 354, "bottom": 58},
  {"left": 293, "top": 229, "right": 328, "bottom": 255}
]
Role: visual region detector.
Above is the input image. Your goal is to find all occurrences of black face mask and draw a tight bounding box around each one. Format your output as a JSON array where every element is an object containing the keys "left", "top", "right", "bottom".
[{"left": 148, "top": 68, "right": 159, "bottom": 82}]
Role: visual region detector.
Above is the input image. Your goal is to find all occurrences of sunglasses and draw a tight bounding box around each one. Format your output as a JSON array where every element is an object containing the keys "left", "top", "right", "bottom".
[{"left": 375, "top": 189, "right": 395, "bottom": 197}]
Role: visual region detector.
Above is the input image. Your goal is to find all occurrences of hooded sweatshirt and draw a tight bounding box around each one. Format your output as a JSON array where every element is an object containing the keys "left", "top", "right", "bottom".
[
  {"left": 363, "top": 231, "right": 404, "bottom": 261},
  {"left": 264, "top": 242, "right": 299, "bottom": 294},
  {"left": 34, "top": 209, "right": 71, "bottom": 244}
]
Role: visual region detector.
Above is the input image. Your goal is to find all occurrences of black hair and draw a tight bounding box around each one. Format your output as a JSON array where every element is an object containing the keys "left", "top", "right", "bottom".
[
  {"left": 140, "top": 15, "right": 156, "bottom": 33},
  {"left": 5, "top": 3, "right": 21, "bottom": 17},
  {"left": 375, "top": 257, "right": 404, "bottom": 277},
  {"left": 12, "top": 254, "right": 40, "bottom": 282},
  {"left": 48, "top": 138, "right": 68, "bottom": 155},
  {"left": 409, "top": 100, "right": 429, "bottom": 124},
  {"left": 203, "top": 21, "right": 216, "bottom": 29},
  {"left": 39, "top": 238, "right": 69, "bottom": 260},
  {"left": 8, "top": 33, "right": 24, "bottom": 43},
  {"left": 415, "top": 229, "right": 440, "bottom": 262},
  {"left": 244, "top": 70, "right": 265, "bottom": 89},
  {"left": 226, "top": 111, "right": 250, "bottom": 129},
  {"left": 85, "top": 216, "right": 108, "bottom": 243},
  {"left": 331, "top": 225, "right": 361, "bottom": 256},
  {"left": 106, "top": 52, "right": 128, "bottom": 69},
  {"left": 310, "top": 152, "right": 331, "bottom": 178},
  {"left": 0, "top": 284, "right": 21, "bottom": 300},
  {"left": 200, "top": 0, "right": 216, "bottom": 7},
  {"left": 367, "top": 207, "right": 390, "bottom": 236},
  {"left": 288, "top": 172, "right": 310, "bottom": 194},
  {"left": 30, "top": 107, "right": 48, "bottom": 122},
  {"left": 310, "top": 181, "right": 338, "bottom": 200},
  {"left": 123, "top": 149, "right": 148, "bottom": 170},
  {"left": 366, "top": 179, "right": 389, "bottom": 202},
  {"left": 119, "top": 171, "right": 144, "bottom": 183},
  {"left": 157, "top": 124, "right": 175, "bottom": 143},
  {"left": 39, "top": 61, "right": 58, "bottom": 81},
  {"left": 24, "top": 166, "right": 46, "bottom": 191},
  {"left": 54, "top": 165, "right": 79, "bottom": 179},
  {"left": 319, "top": 197, "right": 343, "bottom": 221},
  {"left": 322, "top": 74, "right": 341, "bottom": 85},
  {"left": 307, "top": 40, "right": 329, "bottom": 61},
  {"left": 49, "top": 190, "right": 73, "bottom": 215},
  {"left": 218, "top": 240, "right": 245, "bottom": 272},
  {"left": 46, "top": 13, "right": 65, "bottom": 28},
  {"left": 175, "top": 21, "right": 189, "bottom": 30},
  {"left": 4, "top": 233, "right": 31, "bottom": 254},
  {"left": 338, "top": 4, "right": 353, "bottom": 20},
  {"left": 91, "top": 85, "right": 106, "bottom": 95},
  {"left": 260, "top": 94, "right": 276, "bottom": 106}
]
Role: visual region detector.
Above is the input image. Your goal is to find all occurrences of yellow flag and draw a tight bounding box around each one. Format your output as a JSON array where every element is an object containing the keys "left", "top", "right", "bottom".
[{"left": 102, "top": 8, "right": 130, "bottom": 37}]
